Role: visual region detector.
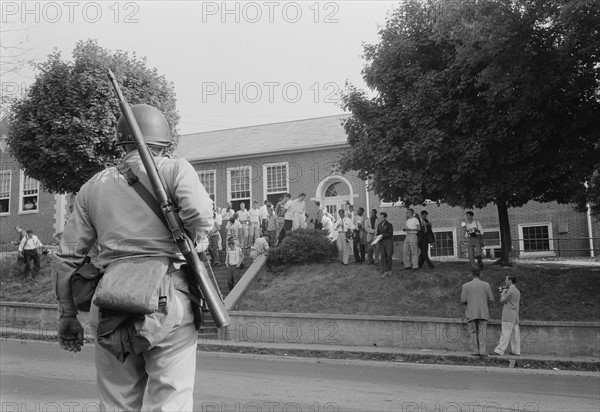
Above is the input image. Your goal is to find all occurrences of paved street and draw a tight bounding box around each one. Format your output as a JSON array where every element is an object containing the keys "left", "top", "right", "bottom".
[{"left": 1, "top": 339, "right": 598, "bottom": 412}]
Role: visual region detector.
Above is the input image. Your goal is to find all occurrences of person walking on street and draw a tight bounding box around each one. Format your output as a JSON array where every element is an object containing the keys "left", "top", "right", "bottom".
[
  {"left": 491, "top": 275, "right": 521, "bottom": 356},
  {"left": 461, "top": 269, "right": 494, "bottom": 357},
  {"left": 52, "top": 104, "right": 214, "bottom": 411},
  {"left": 19, "top": 229, "right": 42, "bottom": 278}
]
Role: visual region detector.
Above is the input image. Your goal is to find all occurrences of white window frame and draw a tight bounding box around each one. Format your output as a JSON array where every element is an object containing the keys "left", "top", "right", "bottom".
[
  {"left": 263, "top": 162, "right": 289, "bottom": 197},
  {"left": 19, "top": 170, "right": 39, "bottom": 214},
  {"left": 198, "top": 169, "right": 217, "bottom": 202},
  {"left": 482, "top": 227, "right": 501, "bottom": 248},
  {"left": 226, "top": 166, "right": 252, "bottom": 203},
  {"left": 518, "top": 222, "right": 555, "bottom": 257},
  {"left": 431, "top": 227, "right": 458, "bottom": 259},
  {"left": 0, "top": 170, "right": 11, "bottom": 215}
]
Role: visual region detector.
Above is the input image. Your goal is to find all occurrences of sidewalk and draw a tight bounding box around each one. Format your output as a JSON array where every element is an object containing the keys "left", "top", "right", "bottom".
[
  {"left": 3, "top": 326, "right": 598, "bottom": 373},
  {"left": 196, "top": 337, "right": 600, "bottom": 373}
]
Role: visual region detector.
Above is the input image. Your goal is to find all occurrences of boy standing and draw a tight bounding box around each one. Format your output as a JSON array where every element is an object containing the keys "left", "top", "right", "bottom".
[{"left": 225, "top": 239, "right": 244, "bottom": 291}]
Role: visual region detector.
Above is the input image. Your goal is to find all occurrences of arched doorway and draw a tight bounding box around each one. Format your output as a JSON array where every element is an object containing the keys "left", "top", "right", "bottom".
[{"left": 315, "top": 175, "right": 355, "bottom": 217}]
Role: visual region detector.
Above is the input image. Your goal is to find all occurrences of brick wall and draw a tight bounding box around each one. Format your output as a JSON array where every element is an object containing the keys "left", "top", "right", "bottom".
[
  {"left": 192, "top": 147, "right": 367, "bottom": 219},
  {"left": 191, "top": 147, "right": 599, "bottom": 259},
  {"left": 0, "top": 153, "right": 58, "bottom": 248}
]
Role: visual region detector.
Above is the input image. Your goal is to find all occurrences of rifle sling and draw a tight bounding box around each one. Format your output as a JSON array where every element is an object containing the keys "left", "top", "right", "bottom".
[{"left": 116, "top": 163, "right": 168, "bottom": 228}]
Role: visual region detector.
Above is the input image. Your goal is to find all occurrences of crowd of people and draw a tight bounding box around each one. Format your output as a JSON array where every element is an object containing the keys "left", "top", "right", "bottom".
[{"left": 208, "top": 193, "right": 309, "bottom": 262}]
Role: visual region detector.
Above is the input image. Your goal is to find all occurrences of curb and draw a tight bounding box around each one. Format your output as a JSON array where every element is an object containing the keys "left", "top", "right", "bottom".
[{"left": 2, "top": 329, "right": 599, "bottom": 375}]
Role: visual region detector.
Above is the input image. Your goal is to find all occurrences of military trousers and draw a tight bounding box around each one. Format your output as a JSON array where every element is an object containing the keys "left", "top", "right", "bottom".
[{"left": 90, "top": 269, "right": 198, "bottom": 411}]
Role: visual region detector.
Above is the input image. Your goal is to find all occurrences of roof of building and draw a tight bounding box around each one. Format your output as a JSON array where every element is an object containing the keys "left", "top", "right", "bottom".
[{"left": 174, "top": 114, "right": 350, "bottom": 162}]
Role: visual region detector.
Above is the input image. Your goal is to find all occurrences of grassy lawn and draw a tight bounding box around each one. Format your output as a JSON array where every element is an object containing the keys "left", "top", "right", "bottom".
[
  {"left": 235, "top": 260, "right": 600, "bottom": 322},
  {"left": 2, "top": 251, "right": 600, "bottom": 322},
  {"left": 0, "top": 250, "right": 250, "bottom": 304},
  {"left": 0, "top": 252, "right": 56, "bottom": 304}
]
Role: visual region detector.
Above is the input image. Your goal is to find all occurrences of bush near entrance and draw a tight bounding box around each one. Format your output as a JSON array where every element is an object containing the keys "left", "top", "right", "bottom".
[{"left": 267, "top": 229, "right": 338, "bottom": 268}]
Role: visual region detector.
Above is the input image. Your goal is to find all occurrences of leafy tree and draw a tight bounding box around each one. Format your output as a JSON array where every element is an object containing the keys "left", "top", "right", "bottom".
[
  {"left": 340, "top": 0, "right": 600, "bottom": 264},
  {"left": 8, "top": 39, "right": 179, "bottom": 194}
]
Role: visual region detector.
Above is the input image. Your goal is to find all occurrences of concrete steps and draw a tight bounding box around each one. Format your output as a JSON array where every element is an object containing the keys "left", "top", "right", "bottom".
[{"left": 199, "top": 249, "right": 252, "bottom": 339}]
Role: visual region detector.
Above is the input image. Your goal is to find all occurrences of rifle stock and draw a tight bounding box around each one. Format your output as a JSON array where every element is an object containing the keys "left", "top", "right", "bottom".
[{"left": 107, "top": 69, "right": 230, "bottom": 328}]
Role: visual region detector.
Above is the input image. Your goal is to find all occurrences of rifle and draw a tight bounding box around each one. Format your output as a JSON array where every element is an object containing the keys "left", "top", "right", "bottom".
[{"left": 107, "top": 69, "right": 230, "bottom": 328}]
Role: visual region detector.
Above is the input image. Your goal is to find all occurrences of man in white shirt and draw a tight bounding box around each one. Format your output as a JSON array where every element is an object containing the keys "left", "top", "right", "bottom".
[
  {"left": 335, "top": 209, "right": 355, "bottom": 265},
  {"left": 248, "top": 201, "right": 262, "bottom": 247},
  {"left": 291, "top": 193, "right": 306, "bottom": 230},
  {"left": 321, "top": 213, "right": 334, "bottom": 240},
  {"left": 403, "top": 208, "right": 421, "bottom": 270},
  {"left": 237, "top": 202, "right": 250, "bottom": 248},
  {"left": 18, "top": 229, "right": 43, "bottom": 278}
]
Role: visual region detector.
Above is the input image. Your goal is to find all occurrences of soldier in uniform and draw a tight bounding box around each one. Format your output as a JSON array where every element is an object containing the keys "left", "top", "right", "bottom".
[{"left": 52, "top": 104, "right": 214, "bottom": 411}]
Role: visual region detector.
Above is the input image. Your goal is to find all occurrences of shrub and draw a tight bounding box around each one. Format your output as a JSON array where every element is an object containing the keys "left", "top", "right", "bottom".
[{"left": 267, "top": 229, "right": 338, "bottom": 268}]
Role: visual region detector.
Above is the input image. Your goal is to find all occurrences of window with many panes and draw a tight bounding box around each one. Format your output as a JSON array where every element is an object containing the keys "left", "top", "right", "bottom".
[
  {"left": 482, "top": 228, "right": 501, "bottom": 247},
  {"left": 431, "top": 230, "right": 456, "bottom": 258},
  {"left": 227, "top": 167, "right": 251, "bottom": 210},
  {"left": 0, "top": 171, "right": 11, "bottom": 214},
  {"left": 20, "top": 171, "right": 39, "bottom": 212},
  {"left": 198, "top": 170, "right": 216, "bottom": 202},
  {"left": 264, "top": 163, "right": 288, "bottom": 206},
  {"left": 519, "top": 223, "right": 554, "bottom": 256}
]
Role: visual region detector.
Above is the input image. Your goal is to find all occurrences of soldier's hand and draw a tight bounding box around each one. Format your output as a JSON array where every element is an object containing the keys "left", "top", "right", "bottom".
[{"left": 58, "top": 315, "right": 84, "bottom": 352}]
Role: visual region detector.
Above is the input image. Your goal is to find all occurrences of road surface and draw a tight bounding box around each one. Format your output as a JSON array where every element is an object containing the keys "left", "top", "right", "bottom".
[{"left": 1, "top": 339, "right": 598, "bottom": 411}]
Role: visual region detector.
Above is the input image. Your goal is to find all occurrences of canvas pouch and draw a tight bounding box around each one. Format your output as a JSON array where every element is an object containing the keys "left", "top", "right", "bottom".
[{"left": 93, "top": 256, "right": 170, "bottom": 314}]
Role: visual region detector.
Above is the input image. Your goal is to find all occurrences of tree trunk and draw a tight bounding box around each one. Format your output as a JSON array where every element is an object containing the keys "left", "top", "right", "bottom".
[{"left": 496, "top": 199, "right": 512, "bottom": 266}]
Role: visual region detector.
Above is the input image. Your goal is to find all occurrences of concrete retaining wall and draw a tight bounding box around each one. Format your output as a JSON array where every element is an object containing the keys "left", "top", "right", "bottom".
[
  {"left": 2, "top": 302, "right": 598, "bottom": 357},
  {"left": 218, "top": 311, "right": 600, "bottom": 357}
]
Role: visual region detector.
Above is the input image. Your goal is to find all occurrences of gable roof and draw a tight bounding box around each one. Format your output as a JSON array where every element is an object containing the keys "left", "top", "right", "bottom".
[{"left": 174, "top": 114, "right": 350, "bottom": 162}]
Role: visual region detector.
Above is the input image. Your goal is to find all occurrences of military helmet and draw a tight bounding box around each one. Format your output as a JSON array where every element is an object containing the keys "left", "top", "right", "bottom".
[{"left": 115, "top": 104, "right": 172, "bottom": 147}]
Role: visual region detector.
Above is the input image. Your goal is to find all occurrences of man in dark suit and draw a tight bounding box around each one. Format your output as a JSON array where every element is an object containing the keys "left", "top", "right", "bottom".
[
  {"left": 418, "top": 210, "right": 435, "bottom": 269},
  {"left": 377, "top": 212, "right": 394, "bottom": 278},
  {"left": 461, "top": 269, "right": 494, "bottom": 356}
]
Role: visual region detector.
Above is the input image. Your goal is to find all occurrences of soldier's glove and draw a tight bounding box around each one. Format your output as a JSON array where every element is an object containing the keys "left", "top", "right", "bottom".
[{"left": 58, "top": 315, "right": 84, "bottom": 353}]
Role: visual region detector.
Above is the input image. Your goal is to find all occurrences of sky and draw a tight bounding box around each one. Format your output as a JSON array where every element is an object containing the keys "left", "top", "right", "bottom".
[{"left": 1, "top": 1, "right": 398, "bottom": 134}]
